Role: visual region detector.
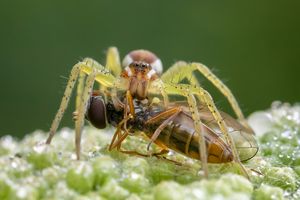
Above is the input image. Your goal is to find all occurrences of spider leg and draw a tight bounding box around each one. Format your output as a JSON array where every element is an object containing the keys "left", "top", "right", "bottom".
[
  {"left": 163, "top": 82, "right": 249, "bottom": 178},
  {"left": 95, "top": 47, "right": 122, "bottom": 100},
  {"left": 155, "top": 80, "right": 170, "bottom": 107},
  {"left": 185, "top": 92, "right": 209, "bottom": 178},
  {"left": 161, "top": 61, "right": 246, "bottom": 124},
  {"left": 76, "top": 58, "right": 106, "bottom": 109},
  {"left": 46, "top": 59, "right": 117, "bottom": 145},
  {"left": 76, "top": 71, "right": 86, "bottom": 109},
  {"left": 46, "top": 63, "right": 81, "bottom": 144},
  {"left": 148, "top": 82, "right": 209, "bottom": 178},
  {"left": 75, "top": 65, "right": 128, "bottom": 159},
  {"left": 161, "top": 61, "right": 200, "bottom": 87},
  {"left": 105, "top": 47, "right": 122, "bottom": 77},
  {"left": 75, "top": 69, "right": 98, "bottom": 160}
]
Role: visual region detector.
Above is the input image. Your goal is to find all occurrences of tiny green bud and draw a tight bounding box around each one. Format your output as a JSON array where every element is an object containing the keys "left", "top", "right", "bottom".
[{"left": 66, "top": 162, "right": 95, "bottom": 194}]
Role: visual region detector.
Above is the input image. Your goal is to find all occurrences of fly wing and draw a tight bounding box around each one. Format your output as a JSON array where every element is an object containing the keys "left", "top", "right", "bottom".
[
  {"left": 229, "top": 130, "right": 259, "bottom": 161},
  {"left": 198, "top": 105, "right": 259, "bottom": 161}
]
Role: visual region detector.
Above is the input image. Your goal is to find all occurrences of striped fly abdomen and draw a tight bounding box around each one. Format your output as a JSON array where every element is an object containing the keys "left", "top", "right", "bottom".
[{"left": 143, "top": 111, "right": 234, "bottom": 163}]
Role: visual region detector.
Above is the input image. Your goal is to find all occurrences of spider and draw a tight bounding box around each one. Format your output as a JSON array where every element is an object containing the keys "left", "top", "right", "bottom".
[{"left": 45, "top": 47, "right": 250, "bottom": 178}]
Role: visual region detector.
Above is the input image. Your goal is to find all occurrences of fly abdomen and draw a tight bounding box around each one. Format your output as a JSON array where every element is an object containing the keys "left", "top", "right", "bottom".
[{"left": 145, "top": 111, "right": 234, "bottom": 163}]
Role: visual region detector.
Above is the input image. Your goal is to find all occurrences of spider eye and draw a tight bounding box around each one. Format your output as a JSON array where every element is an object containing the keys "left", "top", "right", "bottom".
[{"left": 86, "top": 96, "right": 107, "bottom": 129}]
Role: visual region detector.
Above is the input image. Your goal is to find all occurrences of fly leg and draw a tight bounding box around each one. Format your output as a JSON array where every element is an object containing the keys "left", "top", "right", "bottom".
[
  {"left": 108, "top": 106, "right": 184, "bottom": 165},
  {"left": 108, "top": 90, "right": 136, "bottom": 151},
  {"left": 118, "top": 148, "right": 183, "bottom": 165},
  {"left": 145, "top": 107, "right": 182, "bottom": 151},
  {"left": 118, "top": 149, "right": 168, "bottom": 157},
  {"left": 108, "top": 114, "right": 133, "bottom": 151}
]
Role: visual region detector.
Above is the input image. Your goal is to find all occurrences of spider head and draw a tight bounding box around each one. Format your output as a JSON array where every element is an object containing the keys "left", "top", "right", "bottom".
[
  {"left": 124, "top": 61, "right": 159, "bottom": 81},
  {"left": 122, "top": 49, "right": 163, "bottom": 77},
  {"left": 121, "top": 49, "right": 163, "bottom": 100}
]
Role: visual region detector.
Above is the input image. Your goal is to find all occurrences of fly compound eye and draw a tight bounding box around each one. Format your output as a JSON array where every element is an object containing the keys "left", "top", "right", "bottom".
[{"left": 86, "top": 96, "right": 107, "bottom": 129}]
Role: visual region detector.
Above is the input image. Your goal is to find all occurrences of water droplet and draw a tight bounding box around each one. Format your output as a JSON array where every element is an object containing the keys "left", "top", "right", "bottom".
[
  {"left": 11, "top": 161, "right": 17, "bottom": 168},
  {"left": 130, "top": 172, "right": 139, "bottom": 180},
  {"left": 281, "top": 130, "right": 293, "bottom": 140},
  {"left": 17, "top": 187, "right": 28, "bottom": 198},
  {"left": 33, "top": 144, "right": 47, "bottom": 153},
  {"left": 71, "top": 153, "right": 77, "bottom": 160}
]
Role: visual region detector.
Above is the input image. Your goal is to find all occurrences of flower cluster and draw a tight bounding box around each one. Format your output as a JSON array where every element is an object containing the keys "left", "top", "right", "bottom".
[{"left": 0, "top": 102, "right": 299, "bottom": 199}]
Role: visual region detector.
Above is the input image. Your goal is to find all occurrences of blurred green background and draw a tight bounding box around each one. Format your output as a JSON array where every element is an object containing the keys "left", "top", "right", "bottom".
[{"left": 0, "top": 1, "right": 299, "bottom": 137}]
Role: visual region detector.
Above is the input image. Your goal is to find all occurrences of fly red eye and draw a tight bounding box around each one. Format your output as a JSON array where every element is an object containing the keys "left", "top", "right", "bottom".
[{"left": 86, "top": 96, "right": 107, "bottom": 129}]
